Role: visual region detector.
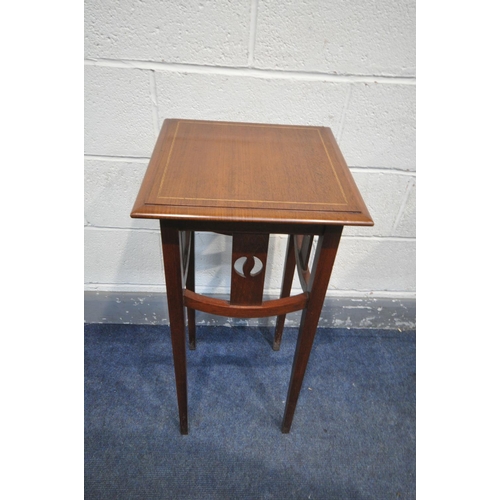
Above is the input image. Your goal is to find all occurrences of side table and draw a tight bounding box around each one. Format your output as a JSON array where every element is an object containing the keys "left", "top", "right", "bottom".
[{"left": 131, "top": 119, "right": 373, "bottom": 434}]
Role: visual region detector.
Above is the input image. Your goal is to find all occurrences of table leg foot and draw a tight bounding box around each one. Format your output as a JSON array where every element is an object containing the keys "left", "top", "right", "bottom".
[{"left": 180, "top": 419, "right": 188, "bottom": 435}]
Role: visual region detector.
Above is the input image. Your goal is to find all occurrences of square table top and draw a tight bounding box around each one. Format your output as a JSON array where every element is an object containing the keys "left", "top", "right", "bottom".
[{"left": 131, "top": 119, "right": 373, "bottom": 226}]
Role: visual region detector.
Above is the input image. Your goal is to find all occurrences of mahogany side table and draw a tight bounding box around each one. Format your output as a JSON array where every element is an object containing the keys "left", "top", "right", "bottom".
[{"left": 131, "top": 118, "right": 373, "bottom": 434}]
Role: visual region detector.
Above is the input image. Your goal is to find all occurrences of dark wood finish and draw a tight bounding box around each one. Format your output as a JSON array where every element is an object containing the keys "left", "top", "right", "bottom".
[
  {"left": 282, "top": 226, "right": 343, "bottom": 433},
  {"left": 295, "top": 234, "right": 314, "bottom": 292},
  {"left": 160, "top": 221, "right": 188, "bottom": 434},
  {"left": 297, "top": 235, "right": 314, "bottom": 271},
  {"left": 167, "top": 220, "right": 327, "bottom": 235},
  {"left": 131, "top": 119, "right": 373, "bottom": 227},
  {"left": 186, "top": 231, "right": 196, "bottom": 350},
  {"left": 179, "top": 231, "right": 191, "bottom": 286},
  {"left": 184, "top": 289, "right": 309, "bottom": 318},
  {"left": 273, "top": 235, "right": 296, "bottom": 351},
  {"left": 230, "top": 233, "right": 269, "bottom": 306},
  {"left": 130, "top": 119, "right": 374, "bottom": 434}
]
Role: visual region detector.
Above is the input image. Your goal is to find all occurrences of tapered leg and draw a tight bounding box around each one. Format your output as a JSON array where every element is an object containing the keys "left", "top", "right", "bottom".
[
  {"left": 186, "top": 231, "right": 196, "bottom": 350},
  {"left": 281, "top": 226, "right": 343, "bottom": 433},
  {"left": 160, "top": 221, "right": 188, "bottom": 435},
  {"left": 273, "top": 235, "right": 296, "bottom": 351}
]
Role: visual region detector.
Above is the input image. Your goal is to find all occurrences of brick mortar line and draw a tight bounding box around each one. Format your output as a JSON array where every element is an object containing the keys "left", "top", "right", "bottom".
[
  {"left": 391, "top": 177, "right": 415, "bottom": 234},
  {"left": 85, "top": 154, "right": 150, "bottom": 162},
  {"left": 247, "top": 0, "right": 259, "bottom": 66},
  {"left": 349, "top": 167, "right": 416, "bottom": 176},
  {"left": 84, "top": 58, "right": 416, "bottom": 84},
  {"left": 83, "top": 155, "right": 416, "bottom": 176},
  {"left": 149, "top": 70, "right": 160, "bottom": 136},
  {"left": 336, "top": 83, "right": 352, "bottom": 141},
  {"left": 85, "top": 225, "right": 159, "bottom": 233}
]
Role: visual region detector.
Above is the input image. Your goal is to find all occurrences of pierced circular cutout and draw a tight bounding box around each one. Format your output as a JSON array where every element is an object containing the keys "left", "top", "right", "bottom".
[{"left": 234, "top": 256, "right": 263, "bottom": 278}]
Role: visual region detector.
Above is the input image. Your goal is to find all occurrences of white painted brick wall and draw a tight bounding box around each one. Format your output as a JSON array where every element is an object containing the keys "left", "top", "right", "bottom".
[
  {"left": 85, "top": 66, "right": 156, "bottom": 156},
  {"left": 85, "top": 0, "right": 251, "bottom": 66},
  {"left": 392, "top": 179, "right": 416, "bottom": 237},
  {"left": 85, "top": 228, "right": 163, "bottom": 287},
  {"left": 154, "top": 72, "right": 349, "bottom": 133},
  {"left": 339, "top": 83, "right": 416, "bottom": 170},
  {"left": 84, "top": 0, "right": 416, "bottom": 300},
  {"left": 345, "top": 171, "right": 415, "bottom": 237},
  {"left": 254, "top": 0, "right": 416, "bottom": 76},
  {"left": 332, "top": 238, "right": 416, "bottom": 292},
  {"left": 84, "top": 159, "right": 157, "bottom": 230}
]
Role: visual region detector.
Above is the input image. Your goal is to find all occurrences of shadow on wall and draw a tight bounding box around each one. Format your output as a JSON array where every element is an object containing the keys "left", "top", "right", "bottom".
[{"left": 91, "top": 230, "right": 293, "bottom": 325}]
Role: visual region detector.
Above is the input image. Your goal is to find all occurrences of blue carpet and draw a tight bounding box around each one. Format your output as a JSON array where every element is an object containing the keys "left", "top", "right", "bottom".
[{"left": 85, "top": 324, "right": 415, "bottom": 499}]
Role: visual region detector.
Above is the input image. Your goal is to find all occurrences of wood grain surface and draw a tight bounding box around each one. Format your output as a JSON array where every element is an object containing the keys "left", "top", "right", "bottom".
[{"left": 131, "top": 119, "right": 373, "bottom": 226}]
